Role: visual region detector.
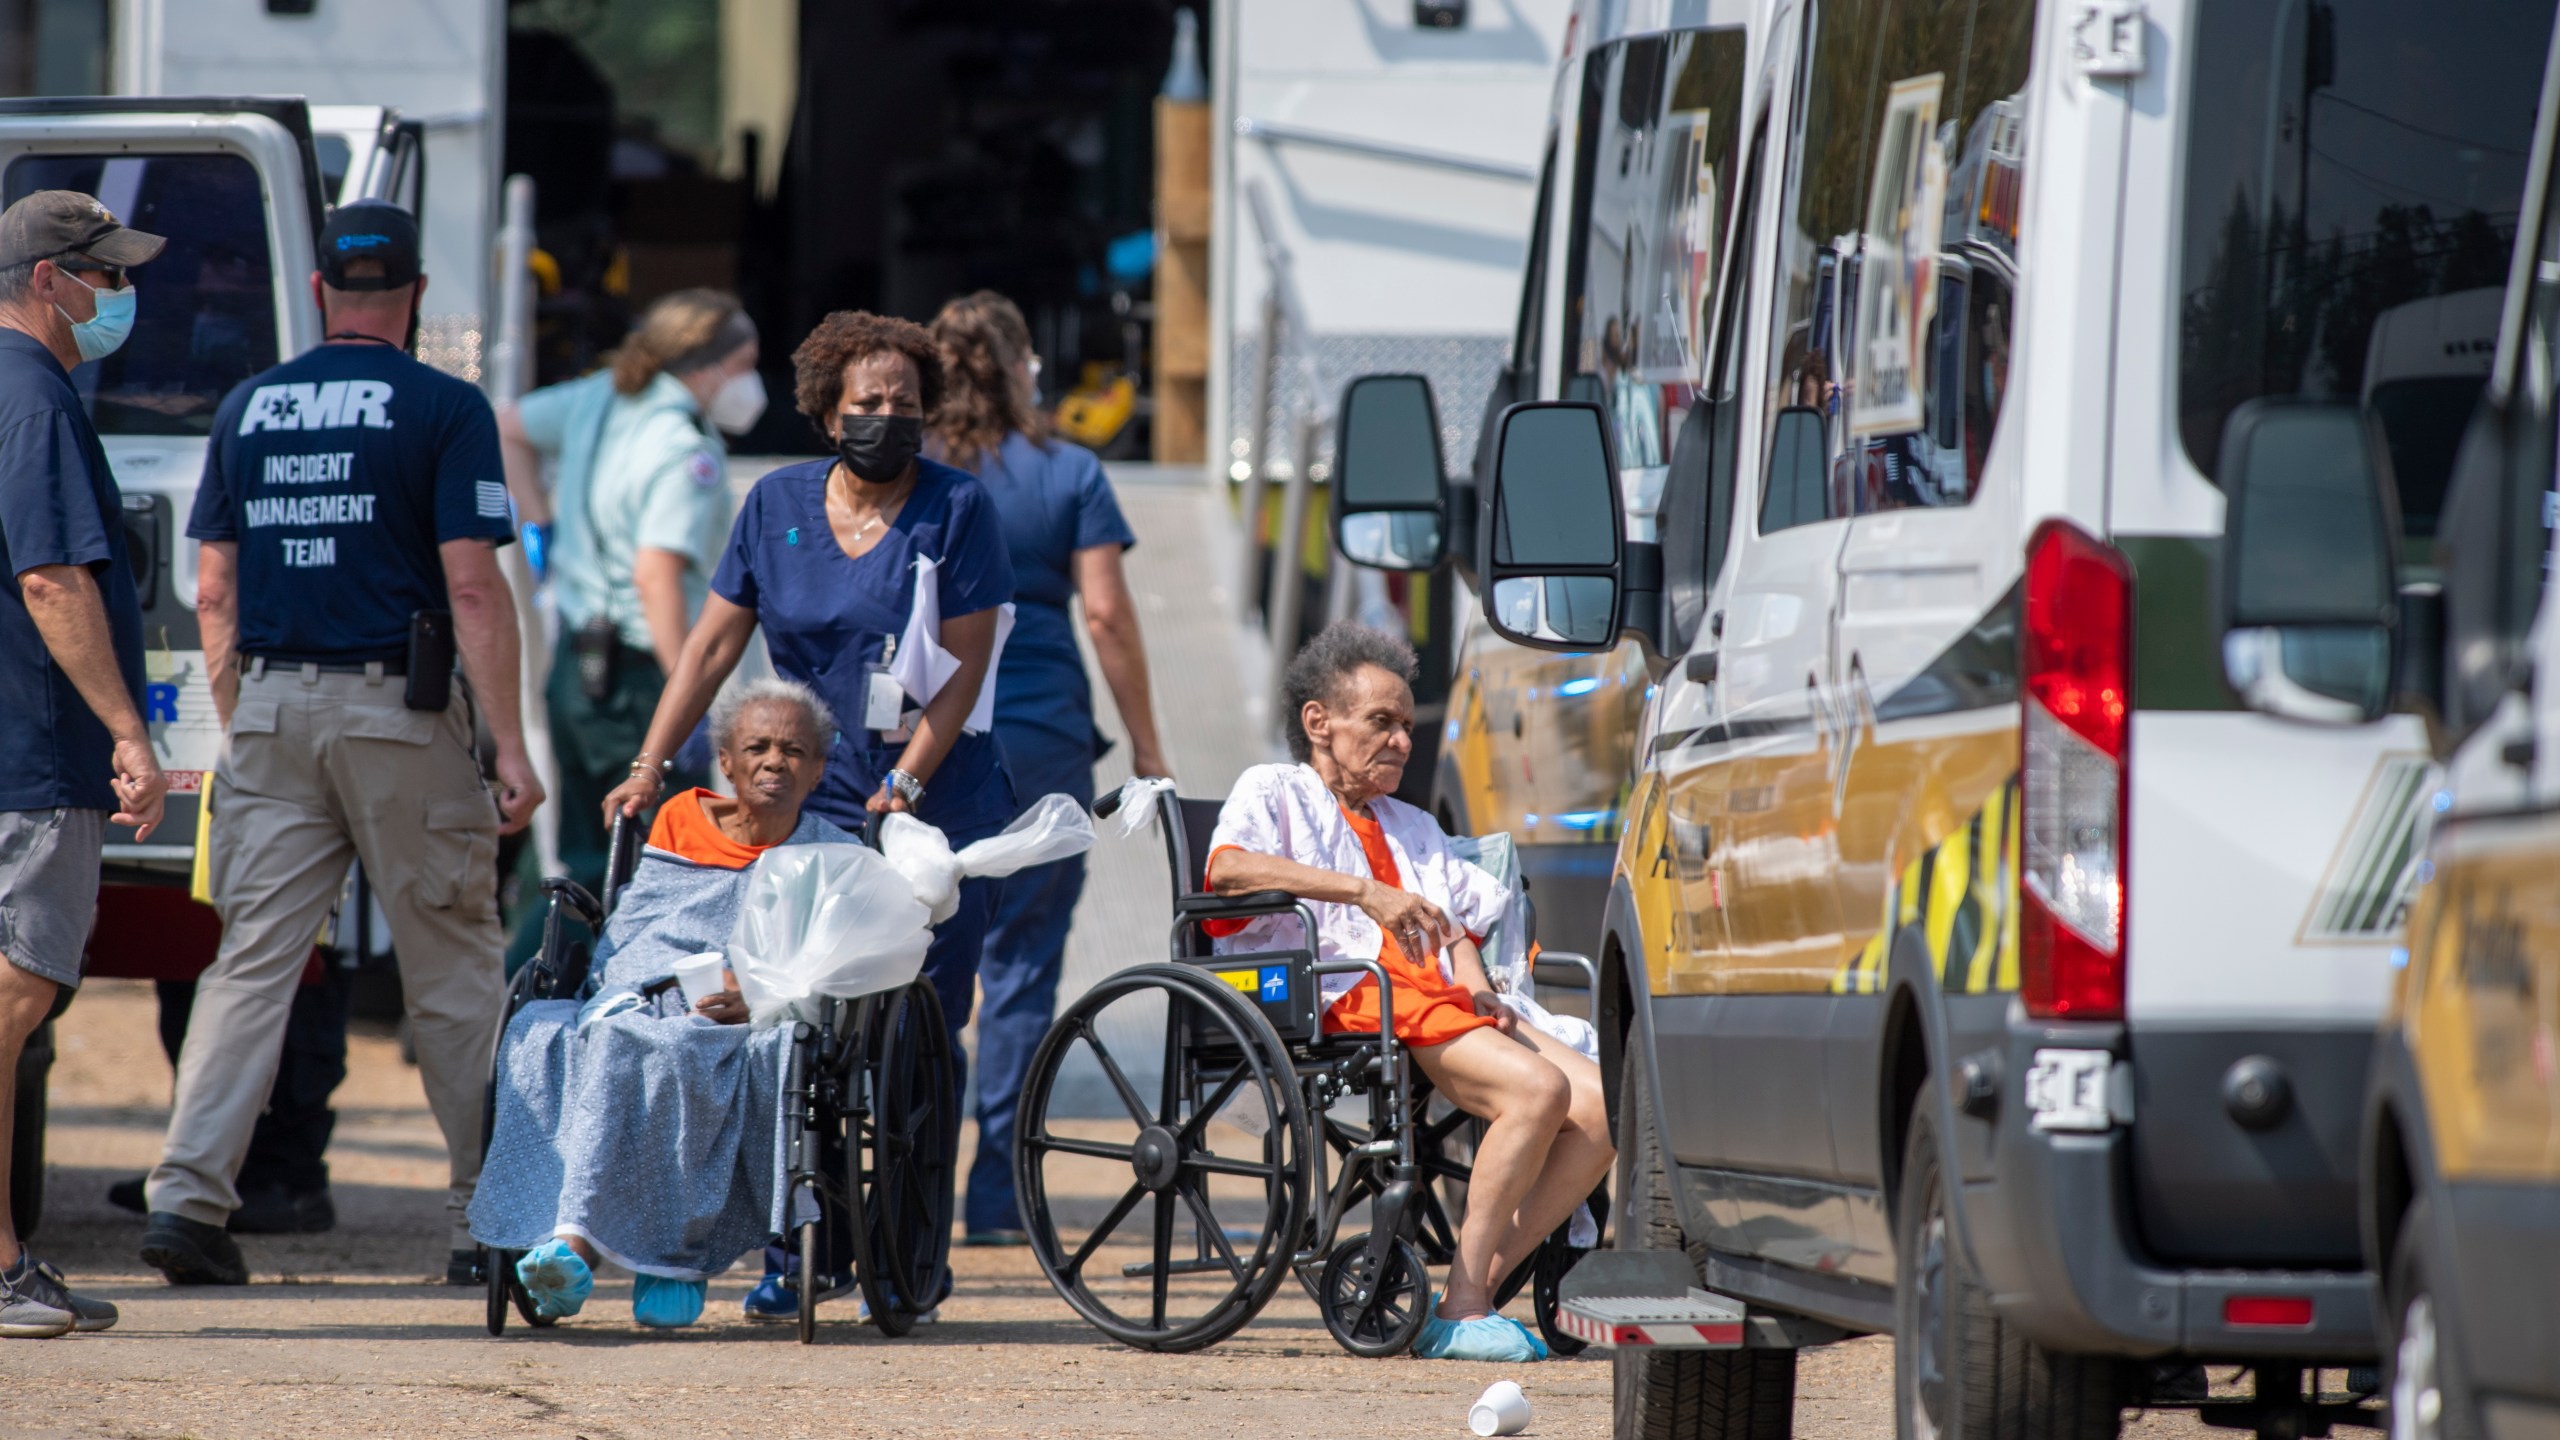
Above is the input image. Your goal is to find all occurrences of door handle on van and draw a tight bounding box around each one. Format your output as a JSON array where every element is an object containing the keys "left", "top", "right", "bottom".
[{"left": 1685, "top": 651, "right": 1719, "bottom": 686}]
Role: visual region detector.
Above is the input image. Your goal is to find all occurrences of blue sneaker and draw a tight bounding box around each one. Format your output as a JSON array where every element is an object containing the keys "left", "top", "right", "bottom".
[
  {"left": 632, "top": 1274, "right": 707, "bottom": 1328},
  {"left": 515, "top": 1240, "right": 592, "bottom": 1320},
  {"left": 742, "top": 1269, "right": 857, "bottom": 1323},
  {"left": 741, "top": 1273, "right": 797, "bottom": 1323}
]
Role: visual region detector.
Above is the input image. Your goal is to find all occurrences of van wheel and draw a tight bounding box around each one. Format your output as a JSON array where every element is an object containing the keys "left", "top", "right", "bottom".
[
  {"left": 1895, "top": 1094, "right": 2120, "bottom": 1440},
  {"left": 1612, "top": 1045, "right": 1795, "bottom": 1440},
  {"left": 2386, "top": 1199, "right": 2480, "bottom": 1440}
]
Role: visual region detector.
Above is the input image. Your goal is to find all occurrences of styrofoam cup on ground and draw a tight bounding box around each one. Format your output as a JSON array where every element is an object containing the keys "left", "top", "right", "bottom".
[
  {"left": 672, "top": 950, "right": 729, "bottom": 1011},
  {"left": 1468, "top": 1379, "right": 1530, "bottom": 1436}
]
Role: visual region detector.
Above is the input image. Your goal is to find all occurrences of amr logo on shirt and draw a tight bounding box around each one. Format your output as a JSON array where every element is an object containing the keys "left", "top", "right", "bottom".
[{"left": 239, "top": 381, "right": 395, "bottom": 435}]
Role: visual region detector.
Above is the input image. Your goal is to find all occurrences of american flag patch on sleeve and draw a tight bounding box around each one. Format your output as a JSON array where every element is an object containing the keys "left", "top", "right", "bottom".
[{"left": 475, "top": 479, "right": 511, "bottom": 520}]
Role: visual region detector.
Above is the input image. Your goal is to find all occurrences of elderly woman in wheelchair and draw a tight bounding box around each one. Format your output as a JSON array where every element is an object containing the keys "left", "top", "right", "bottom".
[
  {"left": 466, "top": 678, "right": 856, "bottom": 1328},
  {"left": 1200, "top": 624, "right": 1614, "bottom": 1362}
]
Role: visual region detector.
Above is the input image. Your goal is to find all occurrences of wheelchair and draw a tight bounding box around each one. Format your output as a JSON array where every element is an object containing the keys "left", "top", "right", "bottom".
[
  {"left": 478, "top": 812, "right": 958, "bottom": 1342},
  {"left": 1012, "top": 787, "right": 1603, "bottom": 1356}
]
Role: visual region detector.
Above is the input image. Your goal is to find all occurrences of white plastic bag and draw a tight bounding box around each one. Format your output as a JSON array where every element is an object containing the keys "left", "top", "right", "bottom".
[
  {"left": 727, "top": 843, "right": 933, "bottom": 1027},
  {"left": 879, "top": 814, "right": 966, "bottom": 924},
  {"left": 1108, "top": 775, "right": 1177, "bottom": 838},
  {"left": 882, "top": 795, "right": 1097, "bottom": 923},
  {"left": 957, "top": 794, "right": 1095, "bottom": 877}
]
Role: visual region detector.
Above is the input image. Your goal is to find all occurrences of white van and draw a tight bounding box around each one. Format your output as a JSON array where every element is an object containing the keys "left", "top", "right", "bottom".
[{"left": 1333, "top": 0, "right": 2558, "bottom": 1433}]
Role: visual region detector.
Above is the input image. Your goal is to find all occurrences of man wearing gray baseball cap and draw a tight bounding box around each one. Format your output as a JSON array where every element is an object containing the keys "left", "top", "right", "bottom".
[{"left": 0, "top": 189, "right": 171, "bottom": 1337}]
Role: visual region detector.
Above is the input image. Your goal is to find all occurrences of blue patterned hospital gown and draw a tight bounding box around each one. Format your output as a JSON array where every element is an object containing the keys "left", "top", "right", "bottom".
[{"left": 467, "top": 810, "right": 855, "bottom": 1279}]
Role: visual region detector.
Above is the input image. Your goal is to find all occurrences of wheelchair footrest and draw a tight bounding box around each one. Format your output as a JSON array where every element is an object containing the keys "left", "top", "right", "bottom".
[{"left": 1554, "top": 1249, "right": 1745, "bottom": 1349}]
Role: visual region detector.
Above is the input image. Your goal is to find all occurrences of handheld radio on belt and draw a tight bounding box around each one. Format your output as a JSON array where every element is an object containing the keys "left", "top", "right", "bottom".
[{"left": 405, "top": 609, "right": 455, "bottom": 711}]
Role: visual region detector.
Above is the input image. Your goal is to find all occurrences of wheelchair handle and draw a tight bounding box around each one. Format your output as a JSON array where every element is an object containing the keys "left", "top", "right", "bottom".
[
  {"left": 1533, "top": 950, "right": 1601, "bottom": 994},
  {"left": 601, "top": 812, "right": 641, "bottom": 917},
  {"left": 1093, "top": 788, "right": 1124, "bottom": 820}
]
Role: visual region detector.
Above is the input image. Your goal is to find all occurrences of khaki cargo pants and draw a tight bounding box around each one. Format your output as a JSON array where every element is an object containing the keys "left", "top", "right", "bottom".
[{"left": 148, "top": 664, "right": 504, "bottom": 1247}]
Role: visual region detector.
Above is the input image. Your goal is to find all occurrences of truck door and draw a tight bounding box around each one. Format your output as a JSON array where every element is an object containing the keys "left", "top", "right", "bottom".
[{"left": 0, "top": 100, "right": 324, "bottom": 901}]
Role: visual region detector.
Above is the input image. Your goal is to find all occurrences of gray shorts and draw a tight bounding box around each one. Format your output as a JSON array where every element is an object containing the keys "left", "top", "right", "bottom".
[{"left": 0, "top": 808, "right": 104, "bottom": 988}]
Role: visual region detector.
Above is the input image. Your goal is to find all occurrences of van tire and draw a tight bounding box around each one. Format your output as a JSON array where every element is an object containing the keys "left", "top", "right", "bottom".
[
  {"left": 2385, "top": 1198, "right": 2481, "bottom": 1440},
  {"left": 1612, "top": 1045, "right": 1796, "bottom": 1440},
  {"left": 1895, "top": 1095, "right": 2120, "bottom": 1440}
]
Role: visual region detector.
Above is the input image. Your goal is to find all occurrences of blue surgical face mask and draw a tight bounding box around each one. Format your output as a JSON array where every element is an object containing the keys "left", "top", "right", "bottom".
[{"left": 55, "top": 282, "right": 136, "bottom": 363}]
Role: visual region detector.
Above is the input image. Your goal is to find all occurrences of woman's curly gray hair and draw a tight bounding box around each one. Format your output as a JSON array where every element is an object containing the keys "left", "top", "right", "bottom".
[
  {"left": 709, "top": 677, "right": 838, "bottom": 753},
  {"left": 1282, "top": 621, "right": 1419, "bottom": 763}
]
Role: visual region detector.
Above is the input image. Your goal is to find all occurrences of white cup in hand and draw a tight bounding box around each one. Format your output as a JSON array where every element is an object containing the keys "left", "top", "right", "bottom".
[
  {"left": 1469, "top": 1379, "right": 1530, "bottom": 1436},
  {"left": 672, "top": 950, "right": 729, "bottom": 1012}
]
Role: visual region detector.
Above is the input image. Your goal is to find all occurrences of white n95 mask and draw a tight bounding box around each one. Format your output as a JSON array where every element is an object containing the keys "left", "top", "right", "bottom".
[{"left": 708, "top": 369, "right": 767, "bottom": 435}]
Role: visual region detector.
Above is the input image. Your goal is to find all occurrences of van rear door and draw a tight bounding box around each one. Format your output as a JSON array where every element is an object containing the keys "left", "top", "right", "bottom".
[{"left": 0, "top": 99, "right": 323, "bottom": 882}]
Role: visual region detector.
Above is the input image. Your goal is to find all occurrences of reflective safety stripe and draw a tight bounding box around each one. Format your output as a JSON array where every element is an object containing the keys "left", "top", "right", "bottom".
[{"left": 1832, "top": 775, "right": 2022, "bottom": 997}]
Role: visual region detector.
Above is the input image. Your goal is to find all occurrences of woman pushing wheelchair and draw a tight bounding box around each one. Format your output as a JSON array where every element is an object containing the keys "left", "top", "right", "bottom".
[{"left": 1202, "top": 623, "right": 1614, "bottom": 1362}]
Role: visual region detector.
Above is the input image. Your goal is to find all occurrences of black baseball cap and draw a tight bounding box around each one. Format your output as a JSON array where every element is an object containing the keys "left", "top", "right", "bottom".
[
  {"left": 317, "top": 200, "right": 421, "bottom": 291},
  {"left": 0, "top": 190, "right": 166, "bottom": 270}
]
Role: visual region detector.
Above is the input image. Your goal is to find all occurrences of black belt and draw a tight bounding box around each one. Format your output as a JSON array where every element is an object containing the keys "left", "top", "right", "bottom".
[{"left": 243, "top": 654, "right": 407, "bottom": 676}]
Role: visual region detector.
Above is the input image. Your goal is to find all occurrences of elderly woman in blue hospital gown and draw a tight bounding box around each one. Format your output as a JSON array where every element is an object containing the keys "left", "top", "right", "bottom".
[{"left": 467, "top": 678, "right": 854, "bottom": 1327}]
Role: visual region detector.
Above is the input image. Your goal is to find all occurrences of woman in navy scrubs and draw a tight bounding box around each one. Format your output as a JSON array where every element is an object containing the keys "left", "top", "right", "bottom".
[
  {"left": 608, "top": 308, "right": 1016, "bottom": 1014},
  {"left": 928, "top": 292, "right": 1167, "bottom": 1245}
]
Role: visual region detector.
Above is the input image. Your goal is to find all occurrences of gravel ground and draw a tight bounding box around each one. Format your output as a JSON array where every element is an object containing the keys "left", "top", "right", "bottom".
[{"left": 5, "top": 979, "right": 2234, "bottom": 1440}]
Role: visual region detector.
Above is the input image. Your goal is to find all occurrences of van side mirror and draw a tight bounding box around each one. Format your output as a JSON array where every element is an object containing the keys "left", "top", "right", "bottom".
[
  {"left": 1483, "top": 401, "right": 1623, "bottom": 650},
  {"left": 2215, "top": 400, "right": 2400, "bottom": 724},
  {"left": 1333, "top": 374, "right": 1447, "bottom": 572},
  {"left": 1760, "top": 405, "right": 1830, "bottom": 532}
]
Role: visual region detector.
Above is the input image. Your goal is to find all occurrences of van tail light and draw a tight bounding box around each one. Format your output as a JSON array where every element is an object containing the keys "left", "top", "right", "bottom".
[
  {"left": 2021, "top": 520, "right": 2131, "bottom": 1021},
  {"left": 2224, "top": 1295, "right": 2314, "bottom": 1328}
]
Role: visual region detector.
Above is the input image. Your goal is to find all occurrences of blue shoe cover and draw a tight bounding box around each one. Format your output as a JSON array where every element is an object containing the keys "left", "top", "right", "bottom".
[
  {"left": 632, "top": 1273, "right": 707, "bottom": 1328},
  {"left": 1413, "top": 1312, "right": 1542, "bottom": 1362},
  {"left": 516, "top": 1240, "right": 591, "bottom": 1319},
  {"left": 1498, "top": 1312, "right": 1550, "bottom": 1359}
]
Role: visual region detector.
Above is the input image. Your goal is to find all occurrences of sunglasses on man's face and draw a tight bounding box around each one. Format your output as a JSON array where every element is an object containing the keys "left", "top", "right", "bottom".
[{"left": 54, "top": 256, "right": 130, "bottom": 291}]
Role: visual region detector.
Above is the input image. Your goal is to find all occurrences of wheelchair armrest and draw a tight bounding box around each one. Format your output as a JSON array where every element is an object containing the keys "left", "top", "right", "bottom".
[
  {"left": 541, "top": 877, "right": 606, "bottom": 930},
  {"left": 1532, "top": 950, "right": 1600, "bottom": 992},
  {"left": 1173, "top": 889, "right": 1302, "bottom": 920}
]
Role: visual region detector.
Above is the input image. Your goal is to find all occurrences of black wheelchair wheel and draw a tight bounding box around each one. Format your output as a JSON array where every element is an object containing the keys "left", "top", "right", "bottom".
[
  {"left": 851, "top": 980, "right": 956, "bottom": 1338},
  {"left": 796, "top": 1214, "right": 820, "bottom": 1345},
  {"left": 1317, "top": 1232, "right": 1431, "bottom": 1358},
  {"left": 484, "top": 1246, "right": 509, "bottom": 1336},
  {"left": 1530, "top": 1229, "right": 1591, "bottom": 1357},
  {"left": 1016, "top": 963, "right": 1312, "bottom": 1353},
  {"left": 483, "top": 1247, "right": 554, "bottom": 1331}
]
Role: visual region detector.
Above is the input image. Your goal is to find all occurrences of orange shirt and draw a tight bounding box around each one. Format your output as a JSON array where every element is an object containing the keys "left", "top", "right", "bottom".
[
  {"left": 1204, "top": 802, "right": 1448, "bottom": 966},
  {"left": 647, "top": 788, "right": 783, "bottom": 871}
]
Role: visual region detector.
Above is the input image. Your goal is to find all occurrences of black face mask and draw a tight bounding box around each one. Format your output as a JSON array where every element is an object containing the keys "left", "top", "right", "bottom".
[{"left": 836, "top": 413, "right": 923, "bottom": 484}]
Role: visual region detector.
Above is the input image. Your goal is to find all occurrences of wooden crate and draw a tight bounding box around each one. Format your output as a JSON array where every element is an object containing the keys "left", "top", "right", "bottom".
[{"left": 1154, "top": 97, "right": 1213, "bottom": 463}]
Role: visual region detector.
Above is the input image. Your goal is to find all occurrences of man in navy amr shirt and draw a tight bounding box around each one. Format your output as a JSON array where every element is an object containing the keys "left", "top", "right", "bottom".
[{"left": 138, "top": 201, "right": 544, "bottom": 1289}]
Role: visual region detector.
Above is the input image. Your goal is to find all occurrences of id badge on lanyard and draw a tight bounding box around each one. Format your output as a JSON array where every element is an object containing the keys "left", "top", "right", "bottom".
[{"left": 865, "top": 636, "right": 915, "bottom": 741}]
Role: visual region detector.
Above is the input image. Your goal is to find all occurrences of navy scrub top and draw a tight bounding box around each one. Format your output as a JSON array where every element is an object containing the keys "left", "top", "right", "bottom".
[
  {"left": 710, "top": 456, "right": 1018, "bottom": 836},
  {"left": 960, "top": 432, "right": 1135, "bottom": 806}
]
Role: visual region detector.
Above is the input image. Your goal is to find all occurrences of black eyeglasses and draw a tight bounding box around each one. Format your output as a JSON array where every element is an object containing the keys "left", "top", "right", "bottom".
[{"left": 53, "top": 255, "right": 129, "bottom": 290}]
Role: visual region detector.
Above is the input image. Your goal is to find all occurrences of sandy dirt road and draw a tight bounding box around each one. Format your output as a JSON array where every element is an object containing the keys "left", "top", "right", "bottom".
[{"left": 3, "top": 980, "right": 2233, "bottom": 1440}]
